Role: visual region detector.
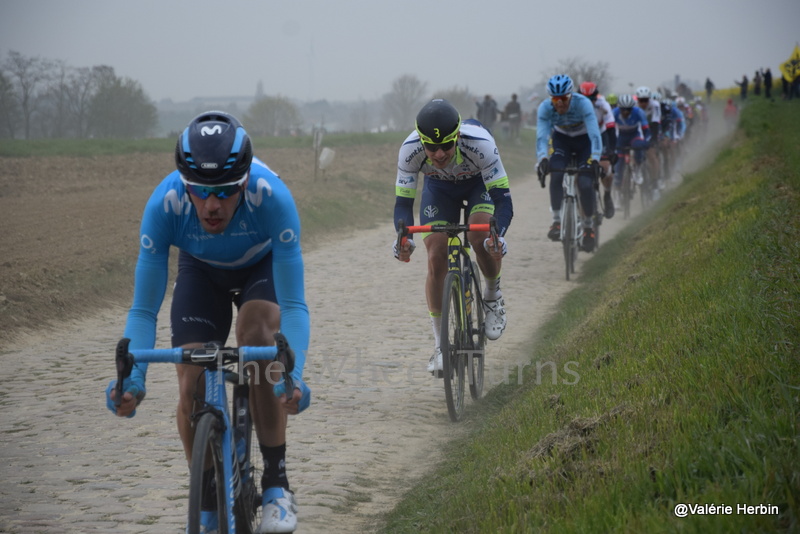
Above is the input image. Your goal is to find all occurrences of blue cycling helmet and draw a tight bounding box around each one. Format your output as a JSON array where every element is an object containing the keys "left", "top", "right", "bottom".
[
  {"left": 175, "top": 111, "right": 253, "bottom": 185},
  {"left": 547, "top": 74, "right": 574, "bottom": 97}
]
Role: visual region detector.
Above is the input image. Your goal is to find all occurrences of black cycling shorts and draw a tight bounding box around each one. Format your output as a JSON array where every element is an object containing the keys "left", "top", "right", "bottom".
[{"left": 170, "top": 251, "right": 277, "bottom": 347}]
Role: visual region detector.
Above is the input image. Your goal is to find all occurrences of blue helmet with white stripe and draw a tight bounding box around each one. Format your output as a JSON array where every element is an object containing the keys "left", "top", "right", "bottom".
[
  {"left": 547, "top": 74, "right": 574, "bottom": 97},
  {"left": 175, "top": 111, "right": 253, "bottom": 185}
]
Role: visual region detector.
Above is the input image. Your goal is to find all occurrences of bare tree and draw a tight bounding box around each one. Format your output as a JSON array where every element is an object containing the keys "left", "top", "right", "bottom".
[
  {"left": 0, "top": 70, "right": 20, "bottom": 138},
  {"left": 66, "top": 67, "right": 100, "bottom": 139},
  {"left": 245, "top": 95, "right": 302, "bottom": 136},
  {"left": 540, "top": 56, "right": 614, "bottom": 95},
  {"left": 382, "top": 74, "right": 427, "bottom": 131},
  {"left": 431, "top": 86, "right": 475, "bottom": 121},
  {"left": 3, "top": 50, "right": 53, "bottom": 139},
  {"left": 88, "top": 66, "right": 157, "bottom": 138}
]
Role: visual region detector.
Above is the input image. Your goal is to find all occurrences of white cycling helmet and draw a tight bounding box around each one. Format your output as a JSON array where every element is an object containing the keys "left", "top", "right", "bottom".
[
  {"left": 635, "top": 86, "right": 652, "bottom": 100},
  {"left": 652, "top": 91, "right": 662, "bottom": 101},
  {"left": 618, "top": 94, "right": 636, "bottom": 109}
]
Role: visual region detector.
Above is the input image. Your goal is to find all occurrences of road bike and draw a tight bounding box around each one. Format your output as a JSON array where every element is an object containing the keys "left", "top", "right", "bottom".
[
  {"left": 616, "top": 147, "right": 645, "bottom": 220},
  {"left": 114, "top": 334, "right": 297, "bottom": 534},
  {"left": 395, "top": 211, "right": 497, "bottom": 422},
  {"left": 541, "top": 159, "right": 599, "bottom": 280}
]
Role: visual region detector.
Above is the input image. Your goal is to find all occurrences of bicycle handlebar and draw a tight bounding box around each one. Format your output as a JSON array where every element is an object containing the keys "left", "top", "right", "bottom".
[
  {"left": 395, "top": 217, "right": 499, "bottom": 262},
  {"left": 114, "top": 334, "right": 295, "bottom": 408}
]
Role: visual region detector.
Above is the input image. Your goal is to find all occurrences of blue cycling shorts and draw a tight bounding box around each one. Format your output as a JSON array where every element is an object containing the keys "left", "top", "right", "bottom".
[
  {"left": 170, "top": 250, "right": 277, "bottom": 347},
  {"left": 419, "top": 175, "right": 494, "bottom": 228}
]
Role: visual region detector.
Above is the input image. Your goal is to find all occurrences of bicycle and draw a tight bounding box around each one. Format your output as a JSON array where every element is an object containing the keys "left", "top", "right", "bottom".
[
  {"left": 540, "top": 158, "right": 599, "bottom": 280},
  {"left": 114, "top": 334, "right": 297, "bottom": 534},
  {"left": 395, "top": 210, "right": 497, "bottom": 422},
  {"left": 616, "top": 147, "right": 643, "bottom": 220}
]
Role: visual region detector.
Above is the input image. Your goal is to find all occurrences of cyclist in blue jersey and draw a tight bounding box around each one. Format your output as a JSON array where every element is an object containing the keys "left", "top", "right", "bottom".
[
  {"left": 393, "top": 99, "right": 513, "bottom": 376},
  {"left": 635, "top": 86, "right": 662, "bottom": 187},
  {"left": 613, "top": 94, "right": 651, "bottom": 192},
  {"left": 536, "top": 74, "right": 604, "bottom": 251},
  {"left": 106, "top": 111, "right": 308, "bottom": 534}
]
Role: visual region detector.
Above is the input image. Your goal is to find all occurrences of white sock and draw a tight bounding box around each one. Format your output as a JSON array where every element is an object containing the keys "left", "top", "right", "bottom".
[
  {"left": 484, "top": 275, "right": 502, "bottom": 301},
  {"left": 430, "top": 313, "right": 441, "bottom": 348}
]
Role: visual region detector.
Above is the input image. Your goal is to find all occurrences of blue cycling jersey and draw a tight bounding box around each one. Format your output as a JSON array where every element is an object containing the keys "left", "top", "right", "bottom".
[
  {"left": 671, "top": 106, "right": 686, "bottom": 139},
  {"left": 613, "top": 106, "right": 651, "bottom": 142},
  {"left": 124, "top": 156, "right": 310, "bottom": 384},
  {"left": 536, "top": 93, "right": 603, "bottom": 162}
]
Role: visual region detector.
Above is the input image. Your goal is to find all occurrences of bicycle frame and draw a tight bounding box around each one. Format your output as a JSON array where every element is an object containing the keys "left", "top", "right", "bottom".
[{"left": 115, "top": 341, "right": 287, "bottom": 533}]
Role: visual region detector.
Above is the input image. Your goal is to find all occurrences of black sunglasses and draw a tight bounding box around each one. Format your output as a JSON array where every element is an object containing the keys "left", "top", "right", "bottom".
[{"left": 423, "top": 140, "right": 455, "bottom": 152}]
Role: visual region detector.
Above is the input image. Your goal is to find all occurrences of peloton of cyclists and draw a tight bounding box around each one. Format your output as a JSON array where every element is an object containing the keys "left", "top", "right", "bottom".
[
  {"left": 393, "top": 99, "right": 512, "bottom": 376},
  {"left": 635, "top": 86, "right": 662, "bottom": 189},
  {"left": 536, "top": 74, "right": 604, "bottom": 252}
]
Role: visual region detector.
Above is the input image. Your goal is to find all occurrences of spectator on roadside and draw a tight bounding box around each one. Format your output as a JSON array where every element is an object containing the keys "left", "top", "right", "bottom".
[
  {"left": 504, "top": 93, "right": 522, "bottom": 142},
  {"left": 753, "top": 70, "right": 762, "bottom": 96},
  {"left": 476, "top": 94, "right": 498, "bottom": 131},
  {"left": 735, "top": 74, "right": 749, "bottom": 101},
  {"left": 763, "top": 68, "right": 773, "bottom": 99},
  {"left": 705, "top": 78, "right": 715, "bottom": 102}
]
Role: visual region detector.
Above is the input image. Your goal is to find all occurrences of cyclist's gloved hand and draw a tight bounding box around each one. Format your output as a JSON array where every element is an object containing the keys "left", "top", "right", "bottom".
[
  {"left": 483, "top": 236, "right": 507, "bottom": 256},
  {"left": 105, "top": 377, "right": 146, "bottom": 418},
  {"left": 537, "top": 158, "right": 550, "bottom": 187},
  {"left": 392, "top": 237, "right": 415, "bottom": 261},
  {"left": 273, "top": 378, "right": 311, "bottom": 414}
]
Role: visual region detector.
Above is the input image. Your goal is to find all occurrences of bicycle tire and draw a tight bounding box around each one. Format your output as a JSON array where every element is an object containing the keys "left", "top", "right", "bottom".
[
  {"left": 622, "top": 166, "right": 632, "bottom": 220},
  {"left": 441, "top": 271, "right": 467, "bottom": 422},
  {"left": 466, "top": 260, "right": 485, "bottom": 400},
  {"left": 562, "top": 199, "right": 575, "bottom": 281},
  {"left": 231, "top": 383, "right": 263, "bottom": 534},
  {"left": 188, "top": 412, "right": 229, "bottom": 534}
]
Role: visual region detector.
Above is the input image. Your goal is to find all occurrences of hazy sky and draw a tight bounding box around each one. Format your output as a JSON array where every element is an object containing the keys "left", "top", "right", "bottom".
[{"left": 2, "top": 0, "right": 798, "bottom": 104}]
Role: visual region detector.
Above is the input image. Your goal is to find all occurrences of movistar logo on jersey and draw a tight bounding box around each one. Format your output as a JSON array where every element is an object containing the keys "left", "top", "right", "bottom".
[{"left": 246, "top": 177, "right": 273, "bottom": 208}]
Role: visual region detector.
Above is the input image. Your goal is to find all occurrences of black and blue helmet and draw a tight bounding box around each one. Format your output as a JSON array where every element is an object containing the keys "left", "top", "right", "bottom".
[
  {"left": 547, "top": 74, "right": 574, "bottom": 97},
  {"left": 175, "top": 111, "right": 253, "bottom": 185}
]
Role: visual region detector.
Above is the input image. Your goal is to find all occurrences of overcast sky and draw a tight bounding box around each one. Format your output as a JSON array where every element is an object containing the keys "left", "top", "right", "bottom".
[{"left": 2, "top": 0, "right": 798, "bottom": 104}]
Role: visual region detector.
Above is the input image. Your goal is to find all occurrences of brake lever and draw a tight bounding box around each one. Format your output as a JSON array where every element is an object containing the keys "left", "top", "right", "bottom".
[
  {"left": 115, "top": 338, "right": 133, "bottom": 408},
  {"left": 273, "top": 333, "right": 295, "bottom": 396}
]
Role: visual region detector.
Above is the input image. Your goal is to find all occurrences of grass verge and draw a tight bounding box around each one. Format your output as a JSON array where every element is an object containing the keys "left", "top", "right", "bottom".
[{"left": 379, "top": 99, "right": 799, "bottom": 532}]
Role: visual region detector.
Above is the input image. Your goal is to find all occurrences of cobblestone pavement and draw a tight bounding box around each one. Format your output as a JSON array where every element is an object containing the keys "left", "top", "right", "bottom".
[{"left": 0, "top": 173, "right": 634, "bottom": 533}]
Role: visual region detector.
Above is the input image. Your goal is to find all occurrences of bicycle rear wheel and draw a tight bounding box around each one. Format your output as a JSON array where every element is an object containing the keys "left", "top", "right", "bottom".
[
  {"left": 466, "top": 261, "right": 485, "bottom": 400},
  {"left": 188, "top": 413, "right": 229, "bottom": 534},
  {"left": 441, "top": 271, "right": 467, "bottom": 422},
  {"left": 562, "top": 199, "right": 576, "bottom": 281}
]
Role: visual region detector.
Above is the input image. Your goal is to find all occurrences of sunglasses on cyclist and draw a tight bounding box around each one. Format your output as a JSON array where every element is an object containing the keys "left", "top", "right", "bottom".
[
  {"left": 551, "top": 94, "right": 571, "bottom": 103},
  {"left": 423, "top": 140, "right": 456, "bottom": 152},
  {"left": 181, "top": 173, "right": 248, "bottom": 199},
  {"left": 638, "top": 98, "right": 650, "bottom": 105}
]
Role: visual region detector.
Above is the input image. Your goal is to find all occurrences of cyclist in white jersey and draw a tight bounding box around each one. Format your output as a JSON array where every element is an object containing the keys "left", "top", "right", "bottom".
[
  {"left": 393, "top": 99, "right": 513, "bottom": 375},
  {"left": 579, "top": 81, "right": 617, "bottom": 219},
  {"left": 636, "top": 86, "right": 662, "bottom": 184}
]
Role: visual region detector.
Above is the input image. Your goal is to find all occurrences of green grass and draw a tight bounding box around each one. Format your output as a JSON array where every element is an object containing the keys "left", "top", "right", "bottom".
[{"left": 379, "top": 99, "right": 799, "bottom": 533}]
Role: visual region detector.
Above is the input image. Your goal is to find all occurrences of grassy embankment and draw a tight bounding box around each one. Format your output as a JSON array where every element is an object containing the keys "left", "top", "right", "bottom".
[{"left": 379, "top": 99, "right": 800, "bottom": 532}]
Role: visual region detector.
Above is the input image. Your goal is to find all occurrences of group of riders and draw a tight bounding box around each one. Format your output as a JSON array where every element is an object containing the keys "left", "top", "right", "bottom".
[{"left": 536, "top": 74, "right": 709, "bottom": 251}]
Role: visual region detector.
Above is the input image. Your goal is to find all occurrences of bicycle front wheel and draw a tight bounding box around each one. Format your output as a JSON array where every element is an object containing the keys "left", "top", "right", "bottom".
[
  {"left": 622, "top": 166, "right": 633, "bottom": 220},
  {"left": 188, "top": 413, "right": 229, "bottom": 534},
  {"left": 466, "top": 261, "right": 485, "bottom": 400},
  {"left": 562, "top": 199, "right": 576, "bottom": 281},
  {"left": 441, "top": 271, "right": 467, "bottom": 422},
  {"left": 231, "top": 383, "right": 263, "bottom": 533}
]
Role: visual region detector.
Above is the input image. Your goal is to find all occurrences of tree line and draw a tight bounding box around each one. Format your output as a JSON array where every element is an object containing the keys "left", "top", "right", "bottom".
[{"left": 0, "top": 50, "right": 158, "bottom": 139}]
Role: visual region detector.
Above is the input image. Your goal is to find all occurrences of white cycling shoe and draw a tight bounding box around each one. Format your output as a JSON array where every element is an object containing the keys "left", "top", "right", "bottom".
[
  {"left": 258, "top": 487, "right": 297, "bottom": 533},
  {"left": 483, "top": 297, "right": 507, "bottom": 341},
  {"left": 427, "top": 347, "right": 443, "bottom": 378}
]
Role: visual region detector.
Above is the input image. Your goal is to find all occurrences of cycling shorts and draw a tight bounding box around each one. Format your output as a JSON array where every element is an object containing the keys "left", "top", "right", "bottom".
[
  {"left": 170, "top": 250, "right": 277, "bottom": 347},
  {"left": 419, "top": 175, "right": 494, "bottom": 228}
]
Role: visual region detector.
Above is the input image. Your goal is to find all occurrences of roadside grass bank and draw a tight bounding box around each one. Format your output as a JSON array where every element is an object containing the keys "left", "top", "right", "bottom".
[{"left": 379, "top": 98, "right": 799, "bottom": 533}]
